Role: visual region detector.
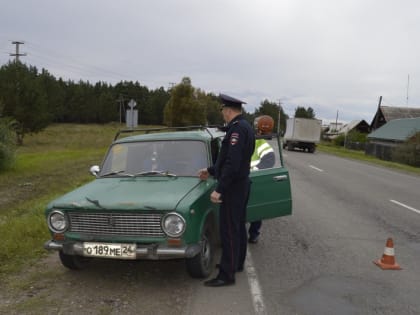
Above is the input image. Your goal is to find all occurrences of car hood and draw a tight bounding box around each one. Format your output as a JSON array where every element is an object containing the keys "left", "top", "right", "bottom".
[{"left": 49, "top": 177, "right": 204, "bottom": 211}]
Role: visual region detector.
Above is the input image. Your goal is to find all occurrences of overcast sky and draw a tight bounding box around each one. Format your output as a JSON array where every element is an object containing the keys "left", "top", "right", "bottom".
[{"left": 1, "top": 0, "right": 419, "bottom": 124}]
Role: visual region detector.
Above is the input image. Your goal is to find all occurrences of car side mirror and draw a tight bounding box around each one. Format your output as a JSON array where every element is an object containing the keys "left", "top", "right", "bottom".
[{"left": 90, "top": 165, "right": 100, "bottom": 177}]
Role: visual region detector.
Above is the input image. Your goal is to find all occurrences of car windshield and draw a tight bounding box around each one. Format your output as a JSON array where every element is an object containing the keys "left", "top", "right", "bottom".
[{"left": 100, "top": 140, "right": 209, "bottom": 177}]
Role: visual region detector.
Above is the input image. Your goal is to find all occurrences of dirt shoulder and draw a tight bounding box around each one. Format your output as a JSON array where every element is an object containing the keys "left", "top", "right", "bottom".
[{"left": 1, "top": 252, "right": 194, "bottom": 315}]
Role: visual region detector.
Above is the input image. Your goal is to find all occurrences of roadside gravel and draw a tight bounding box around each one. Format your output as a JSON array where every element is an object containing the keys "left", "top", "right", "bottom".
[{"left": 0, "top": 253, "right": 193, "bottom": 315}]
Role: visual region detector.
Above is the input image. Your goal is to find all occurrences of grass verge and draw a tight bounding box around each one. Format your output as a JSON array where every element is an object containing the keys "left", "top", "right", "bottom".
[
  {"left": 317, "top": 143, "right": 420, "bottom": 175},
  {"left": 0, "top": 123, "right": 119, "bottom": 279}
]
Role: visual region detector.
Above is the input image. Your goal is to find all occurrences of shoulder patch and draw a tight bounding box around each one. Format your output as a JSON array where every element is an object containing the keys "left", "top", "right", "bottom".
[{"left": 230, "top": 132, "right": 239, "bottom": 145}]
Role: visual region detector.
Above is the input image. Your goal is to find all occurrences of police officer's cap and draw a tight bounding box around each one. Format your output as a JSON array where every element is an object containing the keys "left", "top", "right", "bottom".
[{"left": 219, "top": 93, "right": 246, "bottom": 109}]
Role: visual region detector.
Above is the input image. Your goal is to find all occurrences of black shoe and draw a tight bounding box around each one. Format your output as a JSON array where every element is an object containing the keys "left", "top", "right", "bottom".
[
  {"left": 248, "top": 236, "right": 259, "bottom": 244},
  {"left": 204, "top": 277, "right": 235, "bottom": 287}
]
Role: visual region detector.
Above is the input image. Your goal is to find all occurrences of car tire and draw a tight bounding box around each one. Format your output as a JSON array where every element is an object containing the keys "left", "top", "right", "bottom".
[
  {"left": 185, "top": 222, "right": 215, "bottom": 278},
  {"left": 59, "top": 250, "right": 89, "bottom": 270}
]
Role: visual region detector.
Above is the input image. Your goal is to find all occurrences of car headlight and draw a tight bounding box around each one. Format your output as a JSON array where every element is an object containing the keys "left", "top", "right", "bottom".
[
  {"left": 47, "top": 210, "right": 68, "bottom": 233},
  {"left": 162, "top": 212, "right": 186, "bottom": 238}
]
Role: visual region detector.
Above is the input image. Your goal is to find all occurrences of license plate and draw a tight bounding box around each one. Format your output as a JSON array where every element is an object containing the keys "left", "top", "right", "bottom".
[{"left": 83, "top": 242, "right": 136, "bottom": 259}]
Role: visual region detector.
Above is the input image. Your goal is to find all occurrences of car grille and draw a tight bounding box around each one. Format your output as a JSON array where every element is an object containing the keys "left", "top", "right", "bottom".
[{"left": 68, "top": 212, "right": 164, "bottom": 237}]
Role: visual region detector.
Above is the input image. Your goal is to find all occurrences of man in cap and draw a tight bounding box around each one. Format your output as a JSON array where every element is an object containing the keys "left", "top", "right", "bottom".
[{"left": 198, "top": 93, "right": 255, "bottom": 287}]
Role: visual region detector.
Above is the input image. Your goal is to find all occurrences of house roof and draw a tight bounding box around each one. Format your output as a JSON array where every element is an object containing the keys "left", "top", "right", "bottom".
[
  {"left": 339, "top": 120, "right": 370, "bottom": 134},
  {"left": 370, "top": 105, "right": 420, "bottom": 130},
  {"left": 367, "top": 117, "right": 420, "bottom": 141},
  {"left": 379, "top": 106, "right": 420, "bottom": 121}
]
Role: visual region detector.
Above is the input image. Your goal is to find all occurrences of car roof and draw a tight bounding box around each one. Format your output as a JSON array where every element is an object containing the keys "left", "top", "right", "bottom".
[{"left": 114, "top": 128, "right": 225, "bottom": 144}]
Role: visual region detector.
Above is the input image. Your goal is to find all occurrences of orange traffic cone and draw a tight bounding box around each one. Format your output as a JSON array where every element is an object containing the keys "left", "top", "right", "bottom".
[{"left": 373, "top": 238, "right": 402, "bottom": 270}]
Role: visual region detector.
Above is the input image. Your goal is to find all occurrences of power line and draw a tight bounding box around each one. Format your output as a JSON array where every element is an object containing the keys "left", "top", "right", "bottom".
[{"left": 24, "top": 40, "right": 164, "bottom": 87}]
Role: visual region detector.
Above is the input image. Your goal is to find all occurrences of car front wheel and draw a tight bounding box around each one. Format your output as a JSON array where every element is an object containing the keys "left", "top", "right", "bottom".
[
  {"left": 185, "top": 222, "right": 215, "bottom": 278},
  {"left": 59, "top": 250, "right": 89, "bottom": 270}
]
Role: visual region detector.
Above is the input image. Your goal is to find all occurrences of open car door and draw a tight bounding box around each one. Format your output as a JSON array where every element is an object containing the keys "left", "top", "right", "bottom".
[{"left": 247, "top": 136, "right": 292, "bottom": 222}]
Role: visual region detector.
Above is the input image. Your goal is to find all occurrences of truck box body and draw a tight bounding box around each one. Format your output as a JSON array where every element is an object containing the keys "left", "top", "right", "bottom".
[{"left": 283, "top": 118, "right": 322, "bottom": 153}]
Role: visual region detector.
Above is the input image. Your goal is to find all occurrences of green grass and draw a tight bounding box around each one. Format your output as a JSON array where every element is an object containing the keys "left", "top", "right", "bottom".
[
  {"left": 317, "top": 143, "right": 420, "bottom": 175},
  {"left": 0, "top": 123, "right": 122, "bottom": 278},
  {"left": 0, "top": 201, "right": 49, "bottom": 273}
]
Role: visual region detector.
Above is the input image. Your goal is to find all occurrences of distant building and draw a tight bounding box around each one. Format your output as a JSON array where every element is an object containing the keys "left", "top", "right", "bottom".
[
  {"left": 324, "top": 120, "right": 370, "bottom": 140},
  {"left": 339, "top": 120, "right": 371, "bottom": 134},
  {"left": 366, "top": 117, "right": 420, "bottom": 160},
  {"left": 328, "top": 122, "right": 343, "bottom": 133},
  {"left": 370, "top": 105, "right": 420, "bottom": 130}
]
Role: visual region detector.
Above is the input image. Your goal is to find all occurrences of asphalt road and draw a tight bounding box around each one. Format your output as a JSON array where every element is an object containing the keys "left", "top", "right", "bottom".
[
  {"left": 248, "top": 150, "right": 420, "bottom": 315},
  {"left": 3, "top": 150, "right": 420, "bottom": 315},
  {"left": 187, "top": 150, "right": 420, "bottom": 314}
]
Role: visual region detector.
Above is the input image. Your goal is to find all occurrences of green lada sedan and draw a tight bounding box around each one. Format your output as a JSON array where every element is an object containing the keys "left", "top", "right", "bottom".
[{"left": 44, "top": 126, "right": 292, "bottom": 278}]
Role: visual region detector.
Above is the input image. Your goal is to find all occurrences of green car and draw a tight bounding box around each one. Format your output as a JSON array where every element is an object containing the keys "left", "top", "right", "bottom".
[{"left": 44, "top": 126, "right": 292, "bottom": 278}]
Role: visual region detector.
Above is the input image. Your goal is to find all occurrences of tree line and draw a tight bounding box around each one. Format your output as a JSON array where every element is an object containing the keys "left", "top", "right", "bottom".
[
  {"left": 0, "top": 61, "right": 317, "bottom": 170},
  {"left": 0, "top": 62, "right": 171, "bottom": 144}
]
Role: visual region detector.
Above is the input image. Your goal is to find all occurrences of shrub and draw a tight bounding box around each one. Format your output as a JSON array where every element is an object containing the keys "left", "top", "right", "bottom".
[
  {"left": 332, "top": 131, "right": 368, "bottom": 150},
  {"left": 345, "top": 131, "right": 368, "bottom": 150},
  {"left": 347, "top": 130, "right": 367, "bottom": 143},
  {"left": 0, "top": 118, "right": 16, "bottom": 171},
  {"left": 333, "top": 134, "right": 345, "bottom": 146}
]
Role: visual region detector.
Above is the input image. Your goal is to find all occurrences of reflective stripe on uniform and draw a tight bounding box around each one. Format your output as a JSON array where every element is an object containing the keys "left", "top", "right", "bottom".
[
  {"left": 251, "top": 140, "right": 273, "bottom": 168},
  {"left": 250, "top": 159, "right": 260, "bottom": 167},
  {"left": 257, "top": 142, "right": 274, "bottom": 158}
]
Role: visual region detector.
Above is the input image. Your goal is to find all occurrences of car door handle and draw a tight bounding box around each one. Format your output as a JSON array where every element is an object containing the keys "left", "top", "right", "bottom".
[{"left": 273, "top": 175, "right": 288, "bottom": 181}]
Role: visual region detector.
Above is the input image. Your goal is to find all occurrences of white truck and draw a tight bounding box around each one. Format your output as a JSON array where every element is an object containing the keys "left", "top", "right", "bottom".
[{"left": 283, "top": 118, "right": 322, "bottom": 153}]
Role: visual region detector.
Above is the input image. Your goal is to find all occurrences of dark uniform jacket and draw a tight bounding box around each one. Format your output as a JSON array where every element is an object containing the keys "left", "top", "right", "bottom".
[{"left": 208, "top": 114, "right": 255, "bottom": 195}]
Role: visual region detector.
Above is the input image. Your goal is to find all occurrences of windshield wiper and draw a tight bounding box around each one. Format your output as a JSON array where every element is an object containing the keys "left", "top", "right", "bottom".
[
  {"left": 101, "top": 170, "right": 134, "bottom": 177},
  {"left": 134, "top": 170, "right": 177, "bottom": 177}
]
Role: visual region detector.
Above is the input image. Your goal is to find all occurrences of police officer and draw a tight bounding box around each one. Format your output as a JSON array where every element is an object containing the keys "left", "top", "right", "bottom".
[
  {"left": 249, "top": 115, "right": 275, "bottom": 243},
  {"left": 198, "top": 94, "right": 255, "bottom": 287}
]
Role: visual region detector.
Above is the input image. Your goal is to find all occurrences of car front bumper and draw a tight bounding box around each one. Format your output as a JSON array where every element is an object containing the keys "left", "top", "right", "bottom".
[{"left": 44, "top": 240, "right": 201, "bottom": 260}]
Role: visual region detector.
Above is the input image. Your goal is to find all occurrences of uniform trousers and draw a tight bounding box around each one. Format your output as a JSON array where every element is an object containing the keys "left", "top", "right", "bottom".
[
  {"left": 217, "top": 178, "right": 250, "bottom": 281},
  {"left": 248, "top": 221, "right": 262, "bottom": 239}
]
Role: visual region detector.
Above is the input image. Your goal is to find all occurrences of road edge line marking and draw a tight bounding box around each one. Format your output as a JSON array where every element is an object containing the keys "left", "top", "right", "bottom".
[
  {"left": 245, "top": 250, "right": 267, "bottom": 315},
  {"left": 390, "top": 199, "right": 420, "bottom": 215},
  {"left": 309, "top": 165, "right": 324, "bottom": 172}
]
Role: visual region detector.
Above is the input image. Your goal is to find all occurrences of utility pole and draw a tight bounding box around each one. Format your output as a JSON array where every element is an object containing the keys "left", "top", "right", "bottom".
[
  {"left": 277, "top": 100, "right": 282, "bottom": 134},
  {"left": 10, "top": 41, "right": 27, "bottom": 63},
  {"left": 335, "top": 110, "right": 339, "bottom": 133},
  {"left": 406, "top": 74, "right": 410, "bottom": 106},
  {"left": 117, "top": 95, "right": 125, "bottom": 125},
  {"left": 168, "top": 82, "right": 176, "bottom": 90}
]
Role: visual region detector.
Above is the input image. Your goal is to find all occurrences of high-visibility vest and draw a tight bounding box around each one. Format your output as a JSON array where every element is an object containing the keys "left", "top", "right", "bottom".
[{"left": 250, "top": 139, "right": 274, "bottom": 170}]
